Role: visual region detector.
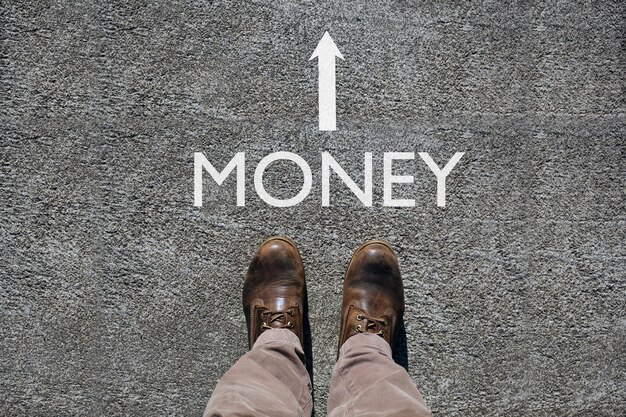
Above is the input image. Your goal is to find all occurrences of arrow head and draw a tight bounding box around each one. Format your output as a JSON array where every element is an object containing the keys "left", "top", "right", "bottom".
[{"left": 309, "top": 31, "right": 344, "bottom": 61}]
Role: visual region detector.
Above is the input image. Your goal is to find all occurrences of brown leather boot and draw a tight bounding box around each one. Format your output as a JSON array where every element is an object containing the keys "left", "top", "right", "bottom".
[
  {"left": 338, "top": 240, "right": 405, "bottom": 351},
  {"left": 243, "top": 236, "right": 306, "bottom": 349}
]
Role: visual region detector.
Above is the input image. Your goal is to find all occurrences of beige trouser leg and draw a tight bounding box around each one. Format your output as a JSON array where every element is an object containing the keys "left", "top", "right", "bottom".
[
  {"left": 327, "top": 333, "right": 433, "bottom": 417},
  {"left": 204, "top": 329, "right": 312, "bottom": 417}
]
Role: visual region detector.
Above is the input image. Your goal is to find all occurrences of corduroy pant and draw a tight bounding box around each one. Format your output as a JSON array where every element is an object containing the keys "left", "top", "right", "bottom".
[{"left": 204, "top": 329, "right": 432, "bottom": 417}]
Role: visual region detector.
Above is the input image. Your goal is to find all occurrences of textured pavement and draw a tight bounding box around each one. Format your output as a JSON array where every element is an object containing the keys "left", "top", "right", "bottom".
[{"left": 1, "top": 1, "right": 625, "bottom": 416}]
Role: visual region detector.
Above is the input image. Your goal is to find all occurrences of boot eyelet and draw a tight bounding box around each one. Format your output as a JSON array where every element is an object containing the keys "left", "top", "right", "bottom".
[
  {"left": 287, "top": 322, "right": 294, "bottom": 328},
  {"left": 356, "top": 314, "right": 364, "bottom": 321},
  {"left": 355, "top": 324, "right": 363, "bottom": 332}
]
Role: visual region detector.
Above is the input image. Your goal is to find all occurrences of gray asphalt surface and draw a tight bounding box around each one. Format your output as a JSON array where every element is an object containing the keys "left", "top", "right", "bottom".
[{"left": 1, "top": 1, "right": 625, "bottom": 416}]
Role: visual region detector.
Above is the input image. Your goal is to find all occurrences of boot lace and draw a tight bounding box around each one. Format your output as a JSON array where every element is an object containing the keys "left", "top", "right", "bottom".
[
  {"left": 261, "top": 308, "right": 295, "bottom": 330},
  {"left": 355, "top": 313, "right": 387, "bottom": 337}
]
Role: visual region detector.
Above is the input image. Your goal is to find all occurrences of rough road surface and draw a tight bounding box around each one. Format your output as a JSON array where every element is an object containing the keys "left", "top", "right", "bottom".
[{"left": 1, "top": 1, "right": 624, "bottom": 416}]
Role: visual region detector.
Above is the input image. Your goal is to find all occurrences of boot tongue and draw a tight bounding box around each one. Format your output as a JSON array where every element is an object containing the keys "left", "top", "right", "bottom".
[{"left": 254, "top": 297, "right": 300, "bottom": 331}]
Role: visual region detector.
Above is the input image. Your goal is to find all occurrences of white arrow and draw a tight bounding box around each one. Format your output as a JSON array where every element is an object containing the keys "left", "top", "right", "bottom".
[{"left": 309, "top": 32, "right": 344, "bottom": 131}]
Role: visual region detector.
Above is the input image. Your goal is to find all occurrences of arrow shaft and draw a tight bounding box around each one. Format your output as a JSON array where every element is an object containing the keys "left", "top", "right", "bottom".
[{"left": 318, "top": 56, "right": 336, "bottom": 131}]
